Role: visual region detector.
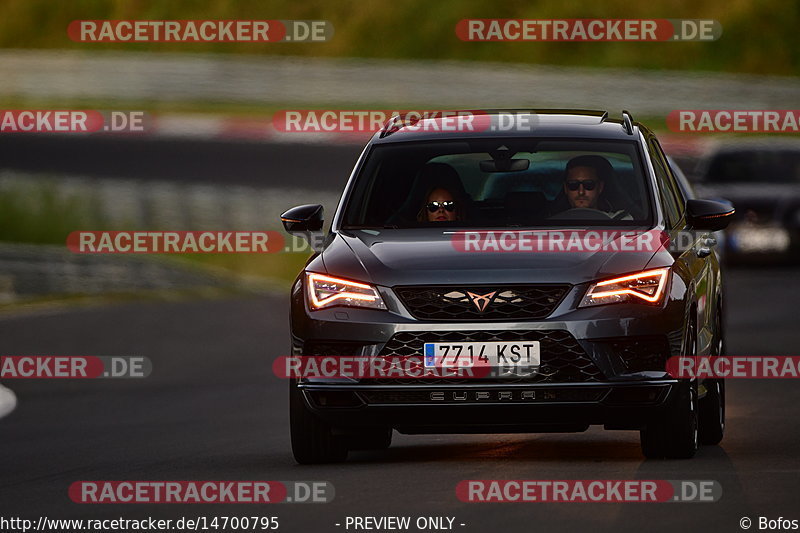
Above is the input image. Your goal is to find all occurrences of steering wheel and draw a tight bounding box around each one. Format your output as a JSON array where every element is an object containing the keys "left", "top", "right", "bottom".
[{"left": 547, "top": 208, "right": 614, "bottom": 220}]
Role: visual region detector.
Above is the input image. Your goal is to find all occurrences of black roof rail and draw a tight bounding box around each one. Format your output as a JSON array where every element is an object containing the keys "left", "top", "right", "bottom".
[
  {"left": 621, "top": 110, "right": 634, "bottom": 135},
  {"left": 479, "top": 108, "right": 608, "bottom": 117},
  {"left": 380, "top": 109, "right": 613, "bottom": 138},
  {"left": 379, "top": 114, "right": 402, "bottom": 138},
  {"left": 380, "top": 109, "right": 618, "bottom": 138}
]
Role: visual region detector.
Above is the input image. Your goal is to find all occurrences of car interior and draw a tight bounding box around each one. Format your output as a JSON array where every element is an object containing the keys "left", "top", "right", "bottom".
[{"left": 348, "top": 145, "right": 649, "bottom": 228}]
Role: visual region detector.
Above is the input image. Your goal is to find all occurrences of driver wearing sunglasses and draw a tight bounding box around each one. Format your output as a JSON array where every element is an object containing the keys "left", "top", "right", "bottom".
[{"left": 564, "top": 155, "right": 607, "bottom": 210}]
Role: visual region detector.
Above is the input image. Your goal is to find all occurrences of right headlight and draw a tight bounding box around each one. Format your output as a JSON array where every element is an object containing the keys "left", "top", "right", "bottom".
[
  {"left": 306, "top": 272, "right": 387, "bottom": 311},
  {"left": 579, "top": 268, "right": 670, "bottom": 308}
]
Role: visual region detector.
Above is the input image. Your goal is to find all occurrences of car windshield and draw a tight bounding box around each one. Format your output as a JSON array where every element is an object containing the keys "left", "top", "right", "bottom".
[
  {"left": 342, "top": 139, "right": 653, "bottom": 228},
  {"left": 705, "top": 149, "right": 800, "bottom": 184}
]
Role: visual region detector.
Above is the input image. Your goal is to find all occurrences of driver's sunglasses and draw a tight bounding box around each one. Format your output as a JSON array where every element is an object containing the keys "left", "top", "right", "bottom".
[
  {"left": 426, "top": 201, "right": 456, "bottom": 213},
  {"left": 566, "top": 179, "right": 598, "bottom": 191}
]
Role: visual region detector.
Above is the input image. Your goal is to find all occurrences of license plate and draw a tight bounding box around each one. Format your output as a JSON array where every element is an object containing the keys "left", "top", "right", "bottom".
[
  {"left": 423, "top": 341, "right": 540, "bottom": 368},
  {"left": 730, "top": 226, "right": 790, "bottom": 253}
]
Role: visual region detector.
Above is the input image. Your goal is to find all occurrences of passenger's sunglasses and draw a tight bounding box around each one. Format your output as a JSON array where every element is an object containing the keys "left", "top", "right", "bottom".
[
  {"left": 566, "top": 180, "right": 598, "bottom": 191},
  {"left": 426, "top": 201, "right": 456, "bottom": 213}
]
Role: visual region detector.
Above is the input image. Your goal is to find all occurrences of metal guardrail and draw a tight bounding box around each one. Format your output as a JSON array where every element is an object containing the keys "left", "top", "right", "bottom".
[
  {"left": 1, "top": 50, "right": 799, "bottom": 114},
  {"left": 0, "top": 171, "right": 341, "bottom": 232},
  {"left": 0, "top": 171, "right": 341, "bottom": 301}
]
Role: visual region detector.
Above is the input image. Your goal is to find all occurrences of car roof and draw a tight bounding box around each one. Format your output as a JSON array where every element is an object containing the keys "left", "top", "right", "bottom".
[{"left": 369, "top": 110, "right": 649, "bottom": 144}]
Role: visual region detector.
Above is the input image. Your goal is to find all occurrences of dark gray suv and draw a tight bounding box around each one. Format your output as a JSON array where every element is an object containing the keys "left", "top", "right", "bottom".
[{"left": 281, "top": 110, "right": 734, "bottom": 463}]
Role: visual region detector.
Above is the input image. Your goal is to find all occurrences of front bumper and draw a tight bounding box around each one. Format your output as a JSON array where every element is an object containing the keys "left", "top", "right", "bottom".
[
  {"left": 298, "top": 379, "right": 684, "bottom": 433},
  {"left": 290, "top": 276, "right": 690, "bottom": 433}
]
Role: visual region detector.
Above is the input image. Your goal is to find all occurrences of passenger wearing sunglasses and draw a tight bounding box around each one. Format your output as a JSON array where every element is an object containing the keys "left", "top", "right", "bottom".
[{"left": 418, "top": 187, "right": 460, "bottom": 222}]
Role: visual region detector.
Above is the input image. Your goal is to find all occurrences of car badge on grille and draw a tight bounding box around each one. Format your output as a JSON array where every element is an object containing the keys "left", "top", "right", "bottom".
[{"left": 466, "top": 291, "right": 497, "bottom": 312}]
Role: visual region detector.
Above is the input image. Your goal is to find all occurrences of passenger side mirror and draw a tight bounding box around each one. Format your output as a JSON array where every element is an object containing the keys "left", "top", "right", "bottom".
[
  {"left": 281, "top": 204, "right": 326, "bottom": 252},
  {"left": 686, "top": 199, "right": 735, "bottom": 231},
  {"left": 280, "top": 204, "right": 324, "bottom": 233}
]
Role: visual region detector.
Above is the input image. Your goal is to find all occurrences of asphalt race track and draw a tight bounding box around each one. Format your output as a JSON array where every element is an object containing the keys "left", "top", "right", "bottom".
[{"left": 1, "top": 267, "right": 799, "bottom": 532}]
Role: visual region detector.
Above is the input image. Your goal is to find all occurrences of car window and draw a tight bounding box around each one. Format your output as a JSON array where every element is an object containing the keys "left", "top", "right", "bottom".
[
  {"left": 342, "top": 139, "right": 653, "bottom": 228},
  {"left": 666, "top": 156, "right": 695, "bottom": 200},
  {"left": 654, "top": 140, "right": 687, "bottom": 217}
]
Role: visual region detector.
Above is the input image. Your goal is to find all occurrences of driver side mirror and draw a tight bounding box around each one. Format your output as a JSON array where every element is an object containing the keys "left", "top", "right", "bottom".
[{"left": 686, "top": 199, "right": 735, "bottom": 231}]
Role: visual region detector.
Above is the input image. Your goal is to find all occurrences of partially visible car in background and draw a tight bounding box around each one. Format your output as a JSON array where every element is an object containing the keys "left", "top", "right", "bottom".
[{"left": 693, "top": 140, "right": 800, "bottom": 263}]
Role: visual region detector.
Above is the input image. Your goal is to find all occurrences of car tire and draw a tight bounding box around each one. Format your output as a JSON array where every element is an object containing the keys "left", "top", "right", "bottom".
[
  {"left": 700, "top": 299, "right": 725, "bottom": 445},
  {"left": 289, "top": 381, "right": 349, "bottom": 464},
  {"left": 640, "top": 421, "right": 667, "bottom": 458},
  {"left": 640, "top": 320, "right": 699, "bottom": 459},
  {"left": 640, "top": 385, "right": 699, "bottom": 459},
  {"left": 699, "top": 379, "right": 725, "bottom": 445}
]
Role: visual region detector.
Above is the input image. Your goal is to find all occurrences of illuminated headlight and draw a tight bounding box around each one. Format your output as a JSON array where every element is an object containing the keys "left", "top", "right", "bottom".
[
  {"left": 580, "top": 268, "right": 670, "bottom": 307},
  {"left": 306, "top": 272, "right": 387, "bottom": 310}
]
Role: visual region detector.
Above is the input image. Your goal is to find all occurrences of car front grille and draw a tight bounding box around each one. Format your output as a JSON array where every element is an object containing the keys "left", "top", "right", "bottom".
[
  {"left": 362, "top": 329, "right": 604, "bottom": 385},
  {"left": 394, "top": 285, "right": 570, "bottom": 321}
]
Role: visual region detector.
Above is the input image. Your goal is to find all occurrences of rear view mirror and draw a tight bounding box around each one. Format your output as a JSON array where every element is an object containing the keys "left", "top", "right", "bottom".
[
  {"left": 280, "top": 204, "right": 324, "bottom": 233},
  {"left": 686, "top": 199, "right": 735, "bottom": 231},
  {"left": 480, "top": 159, "right": 530, "bottom": 172}
]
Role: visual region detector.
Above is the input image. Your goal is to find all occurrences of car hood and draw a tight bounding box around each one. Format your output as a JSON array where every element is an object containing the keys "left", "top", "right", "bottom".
[{"left": 319, "top": 228, "right": 660, "bottom": 287}]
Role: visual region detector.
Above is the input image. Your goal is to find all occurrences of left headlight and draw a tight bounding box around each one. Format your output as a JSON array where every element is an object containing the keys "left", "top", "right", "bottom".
[
  {"left": 579, "top": 268, "right": 670, "bottom": 307},
  {"left": 306, "top": 272, "right": 387, "bottom": 311}
]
